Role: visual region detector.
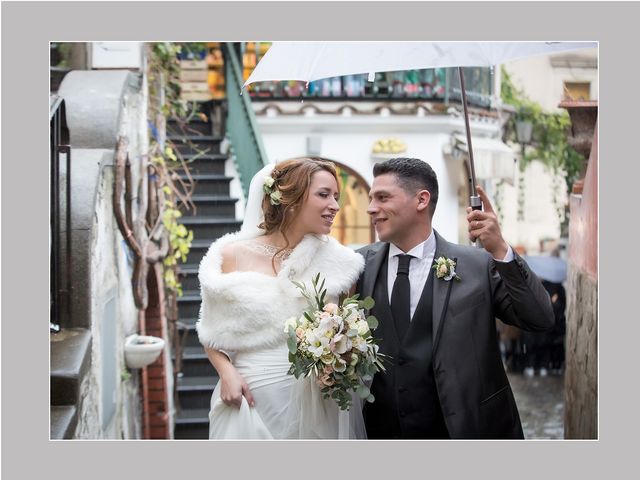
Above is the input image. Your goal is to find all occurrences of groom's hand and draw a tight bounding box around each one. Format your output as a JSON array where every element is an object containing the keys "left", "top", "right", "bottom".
[{"left": 466, "top": 185, "right": 509, "bottom": 260}]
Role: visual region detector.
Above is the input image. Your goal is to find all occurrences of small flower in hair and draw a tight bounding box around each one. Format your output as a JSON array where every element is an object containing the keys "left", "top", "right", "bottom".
[{"left": 263, "top": 175, "right": 281, "bottom": 205}]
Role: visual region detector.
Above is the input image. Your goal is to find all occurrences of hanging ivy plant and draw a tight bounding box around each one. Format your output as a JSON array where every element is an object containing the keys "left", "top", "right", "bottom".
[
  {"left": 501, "top": 67, "right": 583, "bottom": 192},
  {"left": 147, "top": 43, "right": 198, "bottom": 297},
  {"left": 501, "top": 67, "right": 584, "bottom": 234}
]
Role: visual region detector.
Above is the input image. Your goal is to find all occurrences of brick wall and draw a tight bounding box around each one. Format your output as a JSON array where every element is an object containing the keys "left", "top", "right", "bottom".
[{"left": 140, "top": 264, "right": 171, "bottom": 439}]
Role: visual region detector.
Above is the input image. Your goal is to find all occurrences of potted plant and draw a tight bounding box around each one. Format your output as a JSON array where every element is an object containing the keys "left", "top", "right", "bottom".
[{"left": 124, "top": 334, "right": 166, "bottom": 369}]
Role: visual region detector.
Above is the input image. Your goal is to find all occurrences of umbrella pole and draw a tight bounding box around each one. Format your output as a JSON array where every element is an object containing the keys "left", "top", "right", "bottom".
[
  {"left": 458, "top": 67, "right": 483, "bottom": 249},
  {"left": 458, "top": 67, "right": 482, "bottom": 212}
]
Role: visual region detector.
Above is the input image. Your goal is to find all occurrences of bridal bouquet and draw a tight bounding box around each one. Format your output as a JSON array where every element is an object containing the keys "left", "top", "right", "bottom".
[{"left": 284, "top": 273, "right": 387, "bottom": 411}]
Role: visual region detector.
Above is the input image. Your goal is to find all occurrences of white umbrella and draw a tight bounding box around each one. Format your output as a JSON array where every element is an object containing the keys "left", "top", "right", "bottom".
[
  {"left": 243, "top": 41, "right": 596, "bottom": 212},
  {"left": 244, "top": 42, "right": 595, "bottom": 86}
]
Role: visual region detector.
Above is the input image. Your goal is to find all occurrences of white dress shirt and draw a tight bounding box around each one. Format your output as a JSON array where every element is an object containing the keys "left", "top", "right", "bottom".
[{"left": 387, "top": 231, "right": 514, "bottom": 320}]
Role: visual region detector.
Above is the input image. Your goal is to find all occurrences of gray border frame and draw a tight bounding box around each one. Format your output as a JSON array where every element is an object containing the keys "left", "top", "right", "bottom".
[{"left": 3, "top": 1, "right": 635, "bottom": 477}]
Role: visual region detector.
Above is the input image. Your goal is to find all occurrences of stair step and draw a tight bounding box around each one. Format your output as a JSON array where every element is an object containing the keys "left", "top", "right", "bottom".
[
  {"left": 176, "top": 316, "right": 198, "bottom": 330},
  {"left": 185, "top": 174, "right": 234, "bottom": 196},
  {"left": 177, "top": 267, "right": 199, "bottom": 291},
  {"left": 185, "top": 195, "right": 238, "bottom": 217},
  {"left": 167, "top": 118, "right": 213, "bottom": 136},
  {"left": 177, "top": 290, "right": 200, "bottom": 302},
  {"left": 50, "top": 328, "right": 92, "bottom": 406},
  {"left": 180, "top": 216, "right": 241, "bottom": 225},
  {"left": 174, "top": 408, "right": 210, "bottom": 439},
  {"left": 177, "top": 375, "right": 218, "bottom": 391},
  {"left": 191, "top": 194, "right": 237, "bottom": 203},
  {"left": 168, "top": 135, "right": 224, "bottom": 143},
  {"left": 181, "top": 153, "right": 229, "bottom": 175},
  {"left": 175, "top": 408, "right": 210, "bottom": 424},
  {"left": 177, "top": 291, "right": 201, "bottom": 317},
  {"left": 168, "top": 135, "right": 224, "bottom": 156},
  {"left": 51, "top": 405, "right": 78, "bottom": 439},
  {"left": 175, "top": 346, "right": 216, "bottom": 377},
  {"left": 177, "top": 381, "right": 218, "bottom": 410},
  {"left": 185, "top": 240, "right": 213, "bottom": 265},
  {"left": 181, "top": 217, "right": 243, "bottom": 240},
  {"left": 180, "top": 345, "right": 208, "bottom": 360},
  {"left": 175, "top": 316, "right": 201, "bottom": 347}
]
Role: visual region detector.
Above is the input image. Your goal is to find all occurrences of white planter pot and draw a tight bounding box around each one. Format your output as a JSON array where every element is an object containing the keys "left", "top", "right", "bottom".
[{"left": 124, "top": 334, "right": 165, "bottom": 369}]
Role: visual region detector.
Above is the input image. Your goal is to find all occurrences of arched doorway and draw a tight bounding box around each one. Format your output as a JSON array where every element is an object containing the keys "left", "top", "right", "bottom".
[{"left": 328, "top": 161, "right": 375, "bottom": 249}]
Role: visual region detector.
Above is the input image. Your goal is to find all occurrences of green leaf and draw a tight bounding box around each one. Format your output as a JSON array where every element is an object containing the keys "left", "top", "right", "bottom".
[
  {"left": 356, "top": 384, "right": 370, "bottom": 399},
  {"left": 362, "top": 296, "right": 375, "bottom": 310},
  {"left": 366, "top": 315, "right": 379, "bottom": 330},
  {"left": 287, "top": 336, "right": 298, "bottom": 355}
]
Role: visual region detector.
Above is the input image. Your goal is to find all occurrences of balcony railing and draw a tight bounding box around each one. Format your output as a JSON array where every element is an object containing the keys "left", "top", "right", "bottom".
[
  {"left": 50, "top": 95, "right": 71, "bottom": 330},
  {"left": 245, "top": 67, "right": 493, "bottom": 108}
]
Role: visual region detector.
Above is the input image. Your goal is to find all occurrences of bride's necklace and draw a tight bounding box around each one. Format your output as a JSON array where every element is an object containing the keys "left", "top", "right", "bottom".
[{"left": 246, "top": 240, "right": 294, "bottom": 261}]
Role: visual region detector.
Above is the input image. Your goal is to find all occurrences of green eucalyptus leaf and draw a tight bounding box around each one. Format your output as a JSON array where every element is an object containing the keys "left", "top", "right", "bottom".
[
  {"left": 356, "top": 384, "right": 370, "bottom": 399},
  {"left": 287, "top": 336, "right": 298, "bottom": 354},
  {"left": 362, "top": 296, "right": 375, "bottom": 310}
]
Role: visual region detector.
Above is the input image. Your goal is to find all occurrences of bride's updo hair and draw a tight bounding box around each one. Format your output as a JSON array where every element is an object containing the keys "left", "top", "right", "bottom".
[{"left": 259, "top": 156, "right": 339, "bottom": 250}]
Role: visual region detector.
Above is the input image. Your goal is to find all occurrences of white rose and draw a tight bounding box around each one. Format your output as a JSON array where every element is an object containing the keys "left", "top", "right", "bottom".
[
  {"left": 356, "top": 320, "right": 370, "bottom": 336},
  {"left": 283, "top": 316, "right": 297, "bottom": 333}
]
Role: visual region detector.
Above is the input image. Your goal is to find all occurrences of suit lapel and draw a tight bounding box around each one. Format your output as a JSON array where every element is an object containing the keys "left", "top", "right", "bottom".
[
  {"left": 432, "top": 231, "right": 455, "bottom": 348},
  {"left": 362, "top": 243, "right": 389, "bottom": 301}
]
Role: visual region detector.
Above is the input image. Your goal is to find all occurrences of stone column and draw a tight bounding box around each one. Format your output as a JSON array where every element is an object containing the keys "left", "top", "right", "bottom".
[{"left": 559, "top": 100, "right": 598, "bottom": 439}]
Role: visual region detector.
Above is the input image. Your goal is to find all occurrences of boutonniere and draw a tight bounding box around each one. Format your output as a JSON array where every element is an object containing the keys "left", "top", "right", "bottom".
[{"left": 433, "top": 256, "right": 460, "bottom": 281}]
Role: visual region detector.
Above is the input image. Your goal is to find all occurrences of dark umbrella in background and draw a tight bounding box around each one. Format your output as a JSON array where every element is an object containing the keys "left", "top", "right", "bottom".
[{"left": 523, "top": 255, "right": 567, "bottom": 283}]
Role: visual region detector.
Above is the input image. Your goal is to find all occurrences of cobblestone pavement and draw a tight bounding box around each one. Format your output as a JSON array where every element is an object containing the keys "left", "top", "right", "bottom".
[{"left": 507, "top": 371, "right": 565, "bottom": 439}]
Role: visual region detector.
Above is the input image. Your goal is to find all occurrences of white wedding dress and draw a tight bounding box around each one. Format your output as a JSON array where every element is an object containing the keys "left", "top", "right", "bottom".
[{"left": 196, "top": 163, "right": 367, "bottom": 440}]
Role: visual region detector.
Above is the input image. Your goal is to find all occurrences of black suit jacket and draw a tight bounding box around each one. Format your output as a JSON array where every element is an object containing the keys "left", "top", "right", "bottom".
[{"left": 357, "top": 231, "right": 554, "bottom": 439}]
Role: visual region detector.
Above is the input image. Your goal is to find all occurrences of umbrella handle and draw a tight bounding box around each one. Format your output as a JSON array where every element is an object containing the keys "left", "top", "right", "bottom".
[
  {"left": 470, "top": 194, "right": 483, "bottom": 248},
  {"left": 470, "top": 195, "right": 482, "bottom": 211}
]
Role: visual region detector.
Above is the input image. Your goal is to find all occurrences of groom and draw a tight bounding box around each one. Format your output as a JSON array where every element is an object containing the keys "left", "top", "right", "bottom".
[{"left": 356, "top": 158, "right": 554, "bottom": 439}]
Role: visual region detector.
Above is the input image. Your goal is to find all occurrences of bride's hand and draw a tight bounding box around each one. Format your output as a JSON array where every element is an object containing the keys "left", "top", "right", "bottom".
[
  {"left": 220, "top": 369, "right": 255, "bottom": 409},
  {"left": 206, "top": 347, "right": 256, "bottom": 409}
]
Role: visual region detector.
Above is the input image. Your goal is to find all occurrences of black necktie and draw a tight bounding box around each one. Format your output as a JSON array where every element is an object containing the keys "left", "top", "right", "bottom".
[{"left": 391, "top": 254, "right": 413, "bottom": 340}]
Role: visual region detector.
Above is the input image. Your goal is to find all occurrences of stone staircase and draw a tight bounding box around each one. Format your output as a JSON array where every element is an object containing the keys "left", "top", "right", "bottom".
[{"left": 169, "top": 101, "right": 242, "bottom": 439}]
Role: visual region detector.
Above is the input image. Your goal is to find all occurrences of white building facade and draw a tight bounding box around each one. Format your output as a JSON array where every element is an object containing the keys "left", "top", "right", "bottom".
[{"left": 252, "top": 101, "right": 514, "bottom": 248}]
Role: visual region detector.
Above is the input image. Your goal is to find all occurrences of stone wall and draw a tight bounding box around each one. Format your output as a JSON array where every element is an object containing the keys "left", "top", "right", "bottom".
[
  {"left": 564, "top": 267, "right": 597, "bottom": 438},
  {"left": 564, "top": 118, "right": 598, "bottom": 439},
  {"left": 56, "top": 70, "right": 164, "bottom": 439}
]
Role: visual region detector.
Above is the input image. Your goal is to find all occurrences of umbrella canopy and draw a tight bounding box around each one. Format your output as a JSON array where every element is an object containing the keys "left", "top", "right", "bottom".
[
  {"left": 244, "top": 41, "right": 597, "bottom": 87},
  {"left": 523, "top": 255, "right": 567, "bottom": 283}
]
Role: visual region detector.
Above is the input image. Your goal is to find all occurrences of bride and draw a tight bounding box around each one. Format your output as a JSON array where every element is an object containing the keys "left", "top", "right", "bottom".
[{"left": 197, "top": 157, "right": 366, "bottom": 439}]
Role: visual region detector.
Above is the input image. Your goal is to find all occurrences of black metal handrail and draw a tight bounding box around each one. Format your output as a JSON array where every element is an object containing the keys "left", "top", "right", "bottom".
[{"left": 50, "top": 95, "right": 71, "bottom": 331}]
